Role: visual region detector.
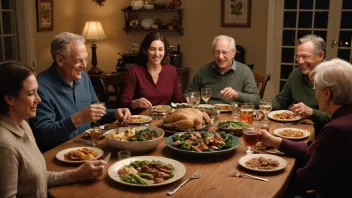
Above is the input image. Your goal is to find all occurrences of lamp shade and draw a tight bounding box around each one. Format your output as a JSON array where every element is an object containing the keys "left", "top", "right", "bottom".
[{"left": 81, "top": 21, "right": 107, "bottom": 41}]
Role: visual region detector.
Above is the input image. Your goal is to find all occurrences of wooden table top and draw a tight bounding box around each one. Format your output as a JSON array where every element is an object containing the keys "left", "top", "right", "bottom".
[{"left": 44, "top": 112, "right": 314, "bottom": 198}]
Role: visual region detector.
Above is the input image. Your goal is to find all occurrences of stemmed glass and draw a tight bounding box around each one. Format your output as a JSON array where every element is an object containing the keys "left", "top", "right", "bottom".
[
  {"left": 201, "top": 88, "right": 212, "bottom": 104},
  {"left": 188, "top": 91, "right": 200, "bottom": 109},
  {"left": 259, "top": 98, "right": 272, "bottom": 125},
  {"left": 242, "top": 124, "right": 259, "bottom": 154}
]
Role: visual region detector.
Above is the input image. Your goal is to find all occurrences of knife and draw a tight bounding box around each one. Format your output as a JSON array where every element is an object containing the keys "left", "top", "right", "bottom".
[{"left": 104, "top": 152, "right": 111, "bottom": 163}]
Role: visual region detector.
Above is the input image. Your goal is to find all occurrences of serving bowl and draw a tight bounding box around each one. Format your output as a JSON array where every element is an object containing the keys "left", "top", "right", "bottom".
[
  {"left": 143, "top": 3, "right": 154, "bottom": 10},
  {"left": 105, "top": 127, "right": 164, "bottom": 153},
  {"left": 215, "top": 120, "right": 243, "bottom": 136}
]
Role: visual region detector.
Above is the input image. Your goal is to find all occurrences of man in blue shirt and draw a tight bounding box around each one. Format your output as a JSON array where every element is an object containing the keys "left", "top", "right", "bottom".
[{"left": 30, "top": 32, "right": 131, "bottom": 152}]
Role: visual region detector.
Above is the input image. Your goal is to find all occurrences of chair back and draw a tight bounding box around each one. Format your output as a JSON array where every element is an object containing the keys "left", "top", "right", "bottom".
[
  {"left": 253, "top": 72, "right": 271, "bottom": 99},
  {"left": 98, "top": 73, "right": 126, "bottom": 109}
]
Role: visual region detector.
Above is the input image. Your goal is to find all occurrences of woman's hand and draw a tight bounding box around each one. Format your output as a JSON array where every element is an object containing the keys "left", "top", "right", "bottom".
[
  {"left": 258, "top": 129, "right": 282, "bottom": 149},
  {"left": 68, "top": 160, "right": 107, "bottom": 183},
  {"left": 131, "top": 98, "right": 152, "bottom": 109},
  {"left": 116, "top": 108, "right": 131, "bottom": 122}
]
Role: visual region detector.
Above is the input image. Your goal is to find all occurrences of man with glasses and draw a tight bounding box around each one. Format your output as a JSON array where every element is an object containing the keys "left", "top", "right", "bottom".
[
  {"left": 183, "top": 35, "right": 260, "bottom": 106},
  {"left": 272, "top": 34, "right": 330, "bottom": 133},
  {"left": 30, "top": 32, "right": 131, "bottom": 152}
]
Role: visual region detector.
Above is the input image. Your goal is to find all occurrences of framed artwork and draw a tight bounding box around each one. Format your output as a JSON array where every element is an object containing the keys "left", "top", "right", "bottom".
[
  {"left": 36, "top": 0, "right": 53, "bottom": 32},
  {"left": 221, "top": 0, "right": 252, "bottom": 28}
]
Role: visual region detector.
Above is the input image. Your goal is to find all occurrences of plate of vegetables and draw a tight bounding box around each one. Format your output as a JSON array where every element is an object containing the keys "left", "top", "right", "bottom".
[
  {"left": 108, "top": 156, "right": 186, "bottom": 187},
  {"left": 166, "top": 131, "right": 241, "bottom": 156},
  {"left": 215, "top": 120, "right": 243, "bottom": 136}
]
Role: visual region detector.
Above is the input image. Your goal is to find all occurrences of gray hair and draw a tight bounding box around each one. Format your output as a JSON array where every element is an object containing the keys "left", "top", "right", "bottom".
[
  {"left": 297, "top": 34, "right": 325, "bottom": 54},
  {"left": 310, "top": 58, "right": 352, "bottom": 105},
  {"left": 50, "top": 32, "right": 86, "bottom": 61},
  {"left": 212, "top": 35, "right": 236, "bottom": 50}
]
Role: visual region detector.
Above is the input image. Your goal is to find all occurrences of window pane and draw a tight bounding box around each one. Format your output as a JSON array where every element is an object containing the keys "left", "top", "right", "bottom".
[
  {"left": 280, "top": 65, "right": 294, "bottom": 79},
  {"left": 313, "top": 30, "right": 327, "bottom": 42},
  {"left": 281, "top": 48, "right": 295, "bottom": 63},
  {"left": 284, "top": 0, "right": 297, "bottom": 9},
  {"left": 337, "top": 49, "right": 351, "bottom": 62},
  {"left": 2, "top": 11, "right": 16, "bottom": 34},
  {"left": 282, "top": 30, "right": 296, "bottom": 46},
  {"left": 298, "top": 12, "right": 313, "bottom": 28},
  {"left": 340, "top": 11, "right": 352, "bottom": 29},
  {"left": 298, "top": 30, "right": 312, "bottom": 40},
  {"left": 314, "top": 12, "right": 328, "bottom": 28},
  {"left": 283, "top": 12, "right": 297, "bottom": 28},
  {"left": 4, "top": 36, "right": 18, "bottom": 61},
  {"left": 300, "top": 0, "right": 313, "bottom": 9},
  {"left": 338, "top": 31, "right": 352, "bottom": 47},
  {"left": 1, "top": 0, "right": 15, "bottom": 9},
  {"left": 342, "top": 0, "right": 352, "bottom": 9},
  {"left": 315, "top": 0, "right": 330, "bottom": 9}
]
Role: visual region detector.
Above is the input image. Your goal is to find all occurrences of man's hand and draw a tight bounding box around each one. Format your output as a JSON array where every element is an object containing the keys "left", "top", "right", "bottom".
[
  {"left": 115, "top": 108, "right": 131, "bottom": 122},
  {"left": 131, "top": 97, "right": 152, "bottom": 109},
  {"left": 220, "top": 87, "right": 238, "bottom": 99},
  {"left": 291, "top": 102, "right": 313, "bottom": 118},
  {"left": 71, "top": 104, "right": 106, "bottom": 127}
]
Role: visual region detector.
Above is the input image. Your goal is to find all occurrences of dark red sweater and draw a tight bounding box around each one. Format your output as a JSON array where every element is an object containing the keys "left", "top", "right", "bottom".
[{"left": 120, "top": 64, "right": 184, "bottom": 113}]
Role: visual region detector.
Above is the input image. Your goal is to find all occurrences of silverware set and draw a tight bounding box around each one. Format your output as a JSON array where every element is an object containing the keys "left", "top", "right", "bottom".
[
  {"left": 167, "top": 168, "right": 202, "bottom": 195},
  {"left": 232, "top": 165, "right": 268, "bottom": 182}
]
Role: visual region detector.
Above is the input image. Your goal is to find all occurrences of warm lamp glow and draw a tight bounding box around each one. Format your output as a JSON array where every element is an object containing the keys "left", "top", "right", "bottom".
[{"left": 81, "top": 21, "right": 107, "bottom": 41}]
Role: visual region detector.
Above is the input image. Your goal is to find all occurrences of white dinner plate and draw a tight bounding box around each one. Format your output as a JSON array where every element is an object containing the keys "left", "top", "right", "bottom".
[
  {"left": 273, "top": 127, "right": 310, "bottom": 140},
  {"left": 239, "top": 154, "right": 287, "bottom": 172},
  {"left": 56, "top": 147, "right": 104, "bottom": 164},
  {"left": 268, "top": 110, "right": 302, "bottom": 122},
  {"left": 126, "top": 115, "right": 153, "bottom": 125},
  {"left": 108, "top": 156, "right": 186, "bottom": 187},
  {"left": 214, "top": 104, "right": 232, "bottom": 113},
  {"left": 151, "top": 105, "right": 172, "bottom": 113}
]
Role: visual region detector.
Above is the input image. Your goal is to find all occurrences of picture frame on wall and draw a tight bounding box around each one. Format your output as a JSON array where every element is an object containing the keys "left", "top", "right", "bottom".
[
  {"left": 221, "top": 0, "right": 252, "bottom": 28},
  {"left": 36, "top": 0, "right": 53, "bottom": 32}
]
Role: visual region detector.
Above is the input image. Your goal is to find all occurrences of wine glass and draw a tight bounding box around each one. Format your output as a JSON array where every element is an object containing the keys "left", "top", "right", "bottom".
[
  {"left": 188, "top": 91, "right": 200, "bottom": 109},
  {"left": 201, "top": 88, "right": 212, "bottom": 104},
  {"left": 242, "top": 124, "right": 259, "bottom": 154},
  {"left": 259, "top": 98, "right": 272, "bottom": 125}
]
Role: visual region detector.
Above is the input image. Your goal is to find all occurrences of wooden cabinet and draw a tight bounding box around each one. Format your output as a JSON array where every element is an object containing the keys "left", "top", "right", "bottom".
[{"left": 122, "top": 8, "right": 184, "bottom": 36}]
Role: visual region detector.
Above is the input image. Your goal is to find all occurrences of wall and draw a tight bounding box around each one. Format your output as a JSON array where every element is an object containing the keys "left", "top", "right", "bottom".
[{"left": 34, "top": 0, "right": 269, "bottom": 83}]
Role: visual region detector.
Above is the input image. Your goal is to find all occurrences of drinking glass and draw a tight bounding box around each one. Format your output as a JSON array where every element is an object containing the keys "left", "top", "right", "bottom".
[
  {"left": 231, "top": 102, "right": 240, "bottom": 121},
  {"left": 188, "top": 91, "right": 200, "bottom": 108},
  {"left": 255, "top": 120, "right": 269, "bottom": 150},
  {"left": 90, "top": 127, "right": 102, "bottom": 147},
  {"left": 259, "top": 98, "right": 272, "bottom": 125},
  {"left": 201, "top": 88, "right": 212, "bottom": 104},
  {"left": 207, "top": 108, "right": 220, "bottom": 124},
  {"left": 240, "top": 103, "right": 254, "bottom": 124},
  {"left": 242, "top": 124, "right": 259, "bottom": 154}
]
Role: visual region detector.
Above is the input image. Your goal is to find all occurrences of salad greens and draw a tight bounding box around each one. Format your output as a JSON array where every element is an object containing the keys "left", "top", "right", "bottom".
[
  {"left": 128, "top": 128, "right": 158, "bottom": 141},
  {"left": 217, "top": 121, "right": 243, "bottom": 129}
]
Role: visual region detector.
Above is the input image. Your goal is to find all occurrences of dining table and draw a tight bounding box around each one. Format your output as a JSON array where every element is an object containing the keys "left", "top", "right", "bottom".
[{"left": 44, "top": 110, "right": 314, "bottom": 198}]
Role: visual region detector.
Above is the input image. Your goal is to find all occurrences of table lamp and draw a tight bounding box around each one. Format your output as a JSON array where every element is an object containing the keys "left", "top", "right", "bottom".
[{"left": 81, "top": 21, "right": 107, "bottom": 74}]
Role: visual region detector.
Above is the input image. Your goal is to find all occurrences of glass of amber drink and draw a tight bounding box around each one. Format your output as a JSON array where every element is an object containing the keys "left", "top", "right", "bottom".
[
  {"left": 242, "top": 124, "right": 259, "bottom": 154},
  {"left": 240, "top": 103, "right": 254, "bottom": 124},
  {"left": 90, "top": 127, "right": 102, "bottom": 147}
]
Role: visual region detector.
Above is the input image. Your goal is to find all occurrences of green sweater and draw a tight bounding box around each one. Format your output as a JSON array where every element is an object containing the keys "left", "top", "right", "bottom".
[
  {"left": 272, "top": 67, "right": 331, "bottom": 133},
  {"left": 183, "top": 61, "right": 260, "bottom": 107}
]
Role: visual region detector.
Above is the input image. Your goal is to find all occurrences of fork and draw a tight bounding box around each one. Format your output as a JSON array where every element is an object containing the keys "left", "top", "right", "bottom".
[
  {"left": 233, "top": 167, "right": 268, "bottom": 182},
  {"left": 167, "top": 168, "right": 202, "bottom": 195}
]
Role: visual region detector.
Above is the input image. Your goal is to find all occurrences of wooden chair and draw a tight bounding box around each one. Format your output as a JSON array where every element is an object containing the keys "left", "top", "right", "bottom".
[
  {"left": 98, "top": 73, "right": 126, "bottom": 109},
  {"left": 253, "top": 72, "right": 271, "bottom": 99}
]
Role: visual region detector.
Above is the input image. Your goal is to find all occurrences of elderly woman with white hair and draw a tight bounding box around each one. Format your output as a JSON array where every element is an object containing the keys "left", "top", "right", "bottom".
[{"left": 259, "top": 58, "right": 352, "bottom": 197}]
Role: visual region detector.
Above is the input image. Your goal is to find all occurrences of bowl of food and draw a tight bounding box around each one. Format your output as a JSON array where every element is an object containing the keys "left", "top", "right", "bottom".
[
  {"left": 215, "top": 120, "right": 243, "bottom": 136},
  {"left": 105, "top": 126, "right": 164, "bottom": 153}
]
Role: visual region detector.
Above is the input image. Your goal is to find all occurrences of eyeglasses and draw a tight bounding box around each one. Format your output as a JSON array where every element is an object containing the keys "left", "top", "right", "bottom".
[
  {"left": 213, "top": 50, "right": 232, "bottom": 56},
  {"left": 294, "top": 54, "right": 316, "bottom": 61}
]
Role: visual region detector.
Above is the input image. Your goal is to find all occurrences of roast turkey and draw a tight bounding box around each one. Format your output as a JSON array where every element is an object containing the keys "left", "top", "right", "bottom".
[{"left": 163, "top": 108, "right": 211, "bottom": 129}]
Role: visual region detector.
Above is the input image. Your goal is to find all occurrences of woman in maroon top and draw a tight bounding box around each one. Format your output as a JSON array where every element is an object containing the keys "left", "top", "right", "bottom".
[
  {"left": 120, "top": 32, "right": 184, "bottom": 113},
  {"left": 259, "top": 58, "right": 352, "bottom": 197}
]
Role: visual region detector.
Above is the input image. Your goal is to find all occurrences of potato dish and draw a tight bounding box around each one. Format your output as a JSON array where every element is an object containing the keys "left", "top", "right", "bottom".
[
  {"left": 107, "top": 127, "right": 158, "bottom": 141},
  {"left": 214, "top": 104, "right": 231, "bottom": 111},
  {"left": 273, "top": 112, "right": 296, "bottom": 119},
  {"left": 64, "top": 148, "right": 98, "bottom": 161},
  {"left": 278, "top": 129, "right": 304, "bottom": 137},
  {"left": 245, "top": 156, "right": 280, "bottom": 170},
  {"left": 153, "top": 105, "right": 171, "bottom": 111},
  {"left": 130, "top": 116, "right": 149, "bottom": 123}
]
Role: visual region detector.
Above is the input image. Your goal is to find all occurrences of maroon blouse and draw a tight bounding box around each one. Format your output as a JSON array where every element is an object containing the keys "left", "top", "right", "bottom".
[{"left": 120, "top": 64, "right": 184, "bottom": 113}]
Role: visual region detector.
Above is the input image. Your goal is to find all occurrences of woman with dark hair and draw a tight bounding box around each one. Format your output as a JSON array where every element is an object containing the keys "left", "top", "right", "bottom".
[
  {"left": 0, "top": 63, "right": 106, "bottom": 197},
  {"left": 120, "top": 31, "right": 184, "bottom": 113}
]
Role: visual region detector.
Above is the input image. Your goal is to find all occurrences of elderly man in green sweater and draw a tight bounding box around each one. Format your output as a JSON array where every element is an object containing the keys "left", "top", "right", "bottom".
[
  {"left": 272, "top": 34, "right": 331, "bottom": 133},
  {"left": 183, "top": 35, "right": 260, "bottom": 106}
]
